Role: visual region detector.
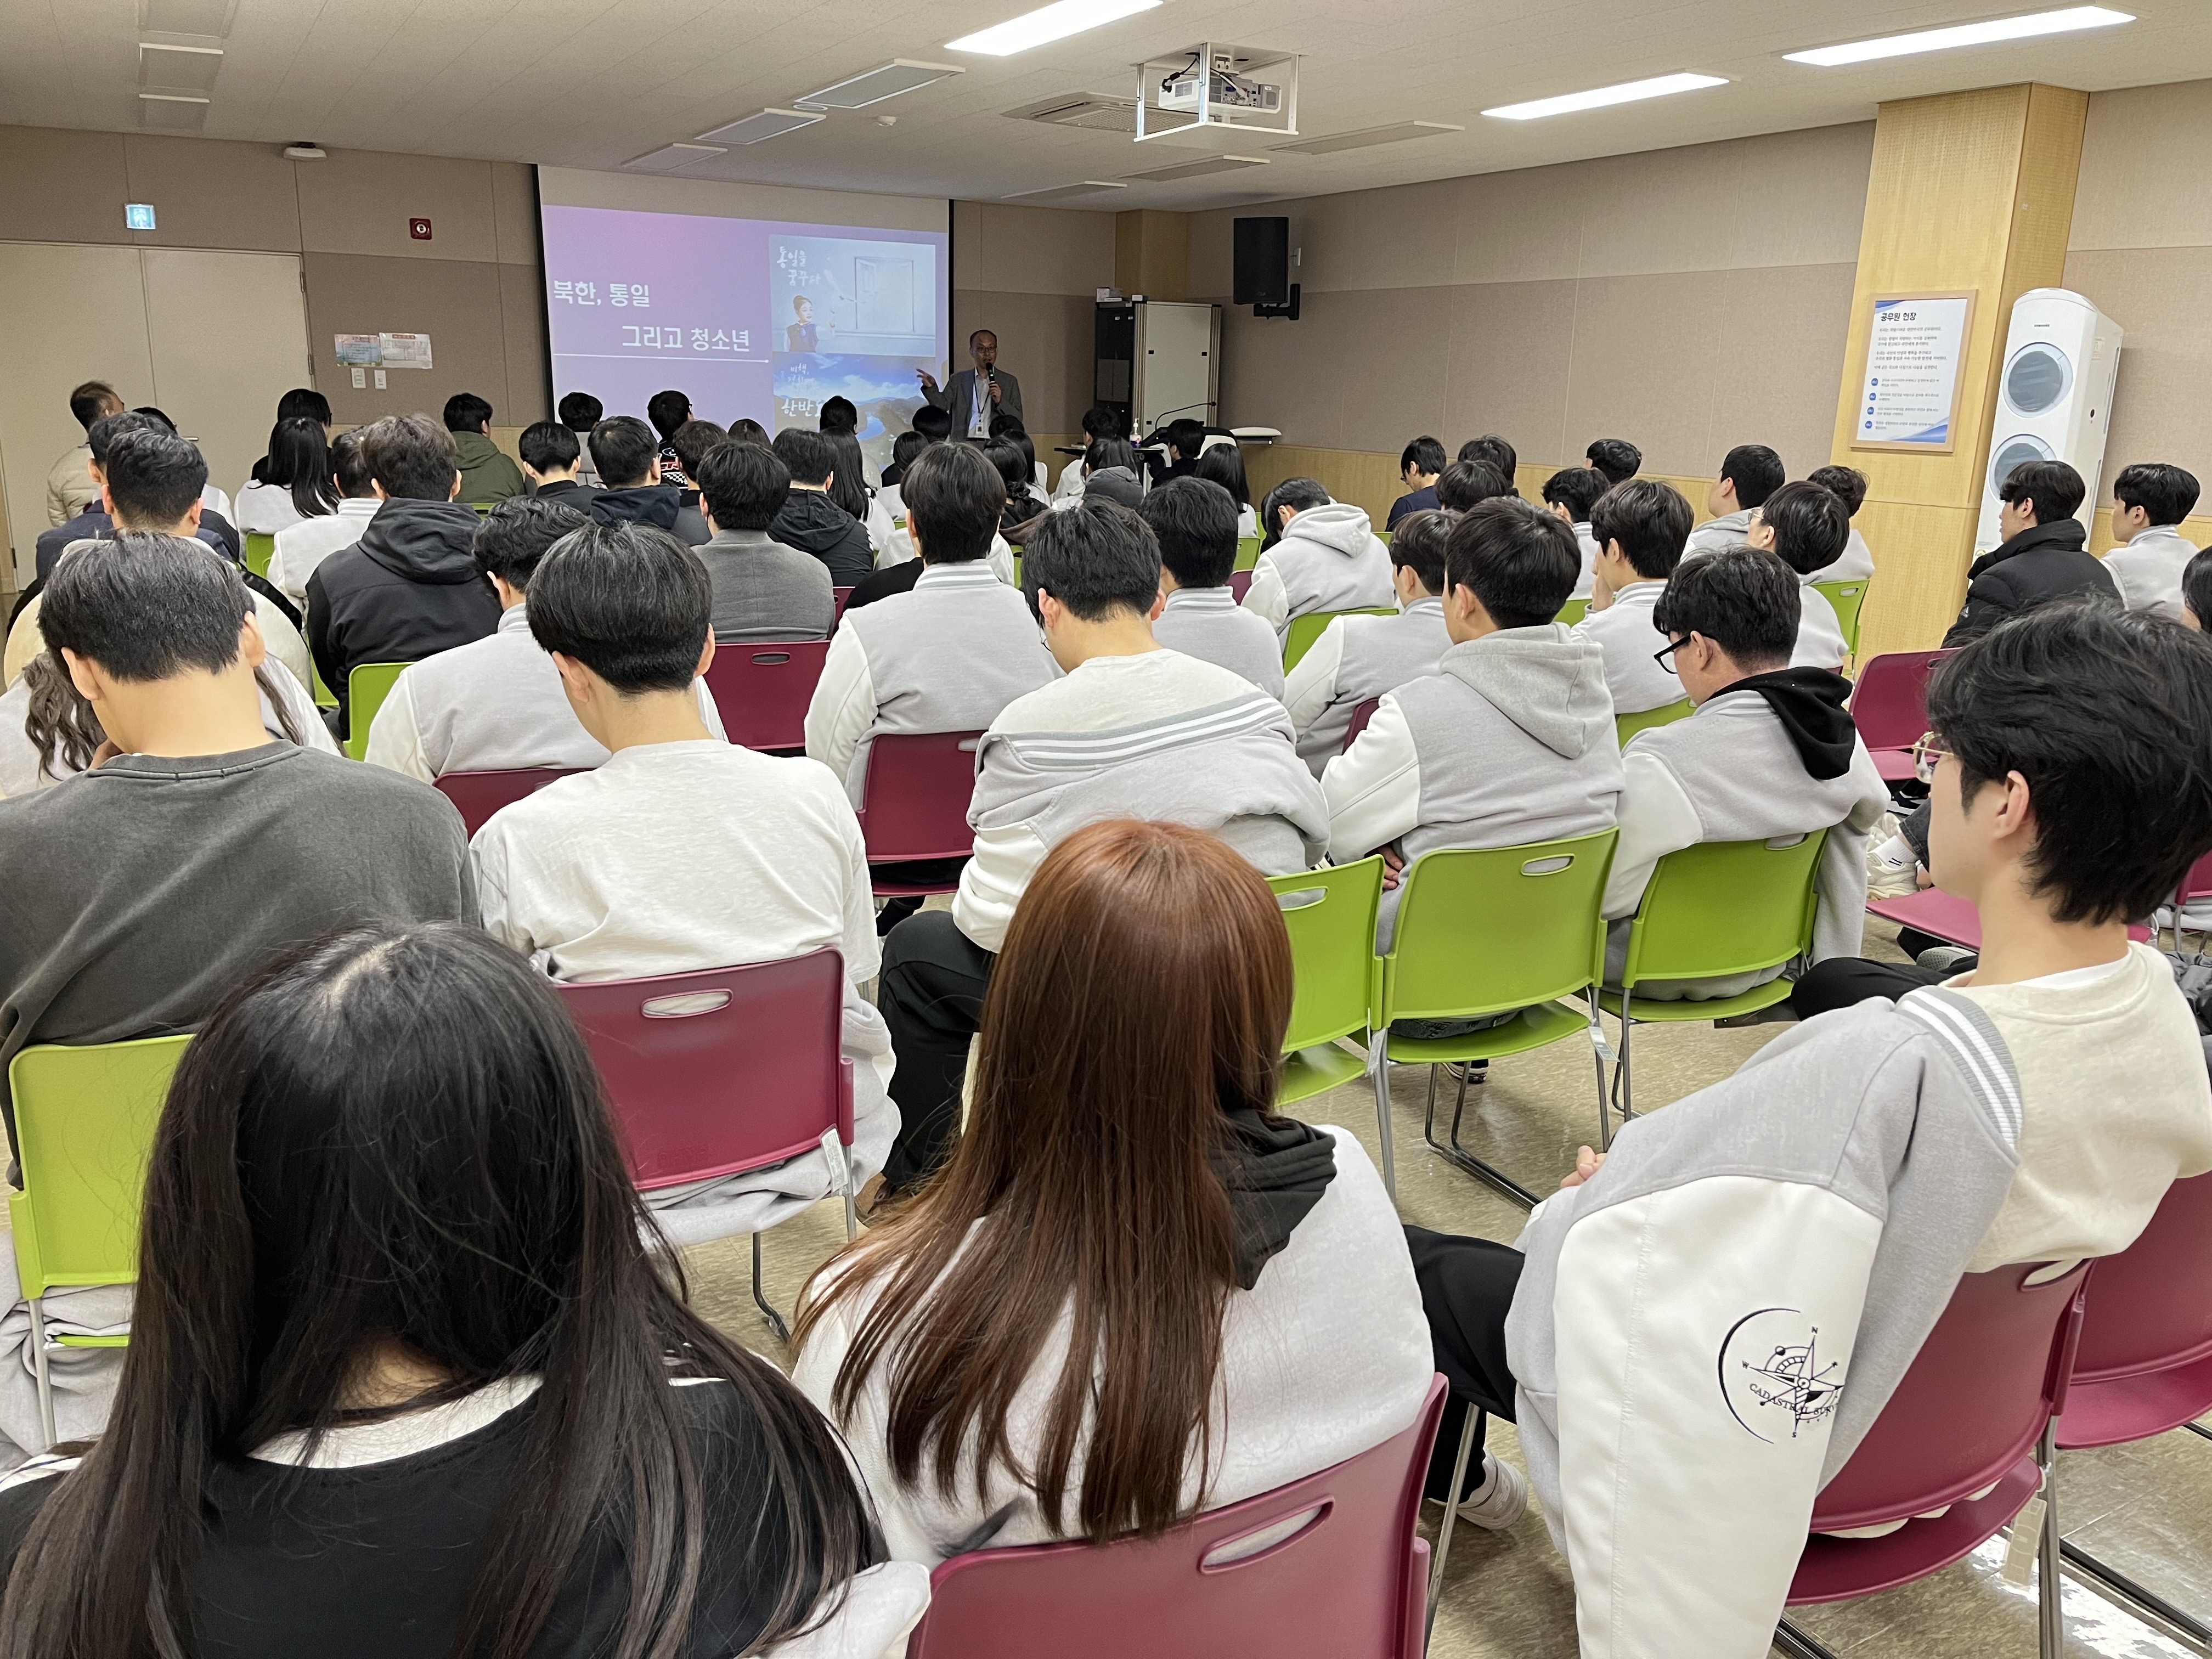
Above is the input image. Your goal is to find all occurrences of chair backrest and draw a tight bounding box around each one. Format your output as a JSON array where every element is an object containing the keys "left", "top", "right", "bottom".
[
  {"left": 855, "top": 731, "right": 982, "bottom": 864},
  {"left": 343, "top": 661, "right": 408, "bottom": 759},
  {"left": 1341, "top": 697, "right": 1380, "bottom": 752},
  {"left": 1554, "top": 597, "right": 1590, "bottom": 627},
  {"left": 7, "top": 1036, "right": 190, "bottom": 1300},
  {"left": 1849, "top": 649, "right": 1955, "bottom": 753},
  {"left": 2179, "top": 848, "right": 2212, "bottom": 906},
  {"left": 1228, "top": 569, "right": 1254, "bottom": 603},
  {"left": 701, "top": 640, "right": 832, "bottom": 752},
  {"left": 1267, "top": 857, "right": 1384, "bottom": 1053},
  {"left": 1380, "top": 831, "right": 1617, "bottom": 1024},
  {"left": 1374, "top": 528, "right": 1393, "bottom": 545},
  {"left": 1814, "top": 579, "right": 1870, "bottom": 655},
  {"left": 906, "top": 1374, "right": 1446, "bottom": 1659},
  {"left": 555, "top": 950, "right": 851, "bottom": 1188},
  {"left": 2069, "top": 1172, "right": 2212, "bottom": 1384},
  {"left": 1615, "top": 697, "right": 1693, "bottom": 745},
  {"left": 1283, "top": 608, "right": 1396, "bottom": 673},
  {"left": 1618, "top": 832, "right": 1828, "bottom": 990},
  {"left": 1809, "top": 1262, "right": 2089, "bottom": 1531},
  {"left": 432, "top": 768, "right": 587, "bottom": 838},
  {"left": 1234, "top": 535, "right": 1263, "bottom": 572},
  {"left": 832, "top": 585, "right": 854, "bottom": 623},
  {"left": 242, "top": 531, "right": 275, "bottom": 578}
]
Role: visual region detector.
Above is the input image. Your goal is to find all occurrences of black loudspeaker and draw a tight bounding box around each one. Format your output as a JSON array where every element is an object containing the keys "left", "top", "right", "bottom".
[{"left": 1233, "top": 217, "right": 1289, "bottom": 306}]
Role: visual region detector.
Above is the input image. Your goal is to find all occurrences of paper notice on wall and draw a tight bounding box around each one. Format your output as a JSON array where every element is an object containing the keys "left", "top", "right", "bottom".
[
  {"left": 1851, "top": 294, "right": 1974, "bottom": 453},
  {"left": 378, "top": 332, "right": 434, "bottom": 370},
  {"left": 335, "top": 334, "right": 382, "bottom": 366}
]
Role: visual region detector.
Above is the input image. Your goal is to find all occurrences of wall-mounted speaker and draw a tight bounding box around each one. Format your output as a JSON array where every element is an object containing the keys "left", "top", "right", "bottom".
[
  {"left": 1233, "top": 217, "right": 1289, "bottom": 306},
  {"left": 1974, "top": 287, "right": 2123, "bottom": 551}
]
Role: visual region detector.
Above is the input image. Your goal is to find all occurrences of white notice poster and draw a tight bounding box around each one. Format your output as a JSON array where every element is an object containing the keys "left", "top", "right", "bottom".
[
  {"left": 379, "top": 332, "right": 435, "bottom": 370},
  {"left": 1851, "top": 292, "right": 1975, "bottom": 453}
]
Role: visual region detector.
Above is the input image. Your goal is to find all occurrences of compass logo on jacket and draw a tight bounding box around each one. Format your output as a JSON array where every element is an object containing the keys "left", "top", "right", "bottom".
[{"left": 1719, "top": 1306, "right": 1847, "bottom": 1442}]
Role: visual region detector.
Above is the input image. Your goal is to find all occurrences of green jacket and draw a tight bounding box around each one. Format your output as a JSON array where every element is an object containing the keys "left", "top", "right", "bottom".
[{"left": 452, "top": 430, "right": 527, "bottom": 505}]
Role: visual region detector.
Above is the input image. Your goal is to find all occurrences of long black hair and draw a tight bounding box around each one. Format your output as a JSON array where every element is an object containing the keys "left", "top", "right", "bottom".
[
  {"left": 262, "top": 416, "right": 337, "bottom": 518},
  {"left": 0, "top": 923, "right": 874, "bottom": 1659},
  {"left": 825, "top": 433, "right": 873, "bottom": 523}
]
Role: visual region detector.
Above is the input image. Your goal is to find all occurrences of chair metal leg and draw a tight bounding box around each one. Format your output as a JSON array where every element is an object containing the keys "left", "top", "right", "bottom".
[
  {"left": 1371, "top": 1033, "right": 1397, "bottom": 1200},
  {"left": 2059, "top": 1541, "right": 2212, "bottom": 1656},
  {"left": 844, "top": 1184, "right": 859, "bottom": 1242},
  {"left": 1418, "top": 1061, "right": 1541, "bottom": 1211},
  {"left": 1612, "top": 1009, "right": 1635, "bottom": 1127},
  {"left": 1772, "top": 1618, "right": 1844, "bottom": 1659},
  {"left": 26, "top": 1299, "right": 53, "bottom": 1454},
  {"left": 750, "top": 1233, "right": 791, "bottom": 1345},
  {"left": 1425, "top": 1404, "right": 1482, "bottom": 1650},
  {"left": 2036, "top": 1423, "right": 2063, "bottom": 1659}
]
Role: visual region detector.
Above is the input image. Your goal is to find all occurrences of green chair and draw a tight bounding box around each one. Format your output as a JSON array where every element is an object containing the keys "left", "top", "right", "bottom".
[
  {"left": 243, "top": 532, "right": 275, "bottom": 579},
  {"left": 1267, "top": 857, "right": 1385, "bottom": 1118},
  {"left": 8, "top": 1034, "right": 189, "bottom": 1449},
  {"left": 1234, "top": 535, "right": 1263, "bottom": 572},
  {"left": 345, "top": 661, "right": 408, "bottom": 760},
  {"left": 1616, "top": 697, "right": 1694, "bottom": 745},
  {"left": 312, "top": 659, "right": 338, "bottom": 709},
  {"left": 1598, "top": 830, "right": 1829, "bottom": 1120},
  {"left": 1283, "top": 607, "right": 1396, "bottom": 673},
  {"left": 1375, "top": 528, "right": 1393, "bottom": 545},
  {"left": 1375, "top": 831, "right": 1618, "bottom": 1206},
  {"left": 1555, "top": 598, "right": 1590, "bottom": 627},
  {"left": 1815, "top": 579, "right": 1870, "bottom": 656}
]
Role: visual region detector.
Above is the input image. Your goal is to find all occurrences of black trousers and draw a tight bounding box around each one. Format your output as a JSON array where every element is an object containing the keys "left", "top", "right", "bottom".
[
  {"left": 1787, "top": 954, "right": 1948, "bottom": 1019},
  {"left": 877, "top": 910, "right": 995, "bottom": 1193},
  {"left": 1405, "top": 1225, "right": 1523, "bottom": 1502},
  {"left": 870, "top": 857, "right": 971, "bottom": 935}
]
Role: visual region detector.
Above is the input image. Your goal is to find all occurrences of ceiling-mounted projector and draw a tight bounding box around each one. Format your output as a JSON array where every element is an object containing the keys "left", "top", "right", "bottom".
[{"left": 1159, "top": 53, "right": 1281, "bottom": 114}]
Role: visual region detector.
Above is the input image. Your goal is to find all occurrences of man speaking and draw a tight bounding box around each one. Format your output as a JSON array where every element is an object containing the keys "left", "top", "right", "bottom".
[{"left": 917, "top": 329, "right": 1023, "bottom": 438}]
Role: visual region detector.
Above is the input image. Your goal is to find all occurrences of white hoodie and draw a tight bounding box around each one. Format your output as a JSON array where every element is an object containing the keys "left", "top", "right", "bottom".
[{"left": 1240, "top": 501, "right": 1396, "bottom": 636}]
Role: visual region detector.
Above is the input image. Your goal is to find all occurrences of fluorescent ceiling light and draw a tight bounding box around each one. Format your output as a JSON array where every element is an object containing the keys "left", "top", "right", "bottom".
[
  {"left": 140, "top": 42, "right": 222, "bottom": 91},
  {"left": 625, "top": 142, "right": 727, "bottom": 173},
  {"left": 1125, "top": 153, "right": 1269, "bottom": 183},
  {"left": 693, "top": 108, "right": 826, "bottom": 144},
  {"left": 947, "top": 0, "right": 1161, "bottom": 57},
  {"left": 1272, "top": 120, "right": 1463, "bottom": 156},
  {"left": 797, "top": 59, "right": 963, "bottom": 109},
  {"left": 1784, "top": 5, "right": 2130, "bottom": 66},
  {"left": 1484, "top": 72, "right": 1727, "bottom": 121},
  {"left": 1003, "top": 180, "right": 1129, "bottom": 204}
]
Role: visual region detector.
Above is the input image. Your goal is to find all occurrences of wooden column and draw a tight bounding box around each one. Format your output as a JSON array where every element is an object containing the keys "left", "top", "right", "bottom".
[
  {"left": 1833, "top": 83, "right": 2087, "bottom": 659},
  {"left": 1114, "top": 210, "right": 1189, "bottom": 301}
]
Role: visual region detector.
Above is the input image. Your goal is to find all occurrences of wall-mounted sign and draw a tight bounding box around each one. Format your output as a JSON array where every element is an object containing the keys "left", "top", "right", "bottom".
[
  {"left": 1850, "top": 291, "right": 1977, "bottom": 453},
  {"left": 124, "top": 203, "right": 156, "bottom": 230},
  {"left": 333, "top": 332, "right": 435, "bottom": 370}
]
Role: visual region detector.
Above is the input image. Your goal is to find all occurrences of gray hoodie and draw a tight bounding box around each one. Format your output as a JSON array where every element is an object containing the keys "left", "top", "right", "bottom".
[
  {"left": 1682, "top": 505, "right": 1754, "bottom": 558},
  {"left": 1240, "top": 501, "right": 1397, "bottom": 635}
]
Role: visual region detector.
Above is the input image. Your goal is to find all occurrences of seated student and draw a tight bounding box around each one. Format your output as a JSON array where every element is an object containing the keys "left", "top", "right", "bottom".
[
  {"left": 769, "top": 428, "right": 874, "bottom": 585},
  {"left": 728, "top": 416, "right": 772, "bottom": 447},
  {"left": 1585, "top": 436, "right": 1641, "bottom": 489},
  {"left": 557, "top": 389, "right": 603, "bottom": 483},
  {"left": 0, "top": 921, "right": 906, "bottom": 1654},
  {"left": 796, "top": 819, "right": 1431, "bottom": 1564},
  {"left": 269, "top": 428, "right": 380, "bottom": 606},
  {"left": 472, "top": 523, "right": 898, "bottom": 1232},
  {"left": 1805, "top": 462, "right": 1878, "bottom": 582},
  {"left": 1146, "top": 477, "right": 1285, "bottom": 699},
  {"left": 584, "top": 416, "right": 708, "bottom": 548},
  {"left": 1539, "top": 466, "right": 1607, "bottom": 599},
  {"left": 1287, "top": 506, "right": 1455, "bottom": 771},
  {"left": 35, "top": 411, "right": 236, "bottom": 584},
  {"left": 45, "top": 381, "right": 123, "bottom": 527},
  {"left": 1049, "top": 404, "right": 1126, "bottom": 502},
  {"left": 126, "top": 406, "right": 238, "bottom": 544},
  {"left": 824, "top": 432, "right": 900, "bottom": 560},
  {"left": 670, "top": 417, "right": 726, "bottom": 537},
  {"left": 1324, "top": 500, "right": 1621, "bottom": 949},
  {"left": 1388, "top": 436, "right": 1447, "bottom": 529},
  {"left": 986, "top": 440, "right": 1051, "bottom": 540},
  {"left": 1601, "top": 547, "right": 1888, "bottom": 997},
  {"left": 691, "top": 439, "right": 836, "bottom": 642},
  {"left": 877, "top": 431, "right": 927, "bottom": 521},
  {"left": 1435, "top": 459, "right": 1514, "bottom": 513},
  {"left": 646, "top": 388, "right": 695, "bottom": 489},
  {"left": 1190, "top": 442, "right": 1260, "bottom": 537},
  {"left": 1745, "top": 478, "right": 1853, "bottom": 669},
  {"left": 364, "top": 499, "right": 727, "bottom": 781},
  {"left": 1684, "top": 442, "right": 1785, "bottom": 557},
  {"left": 232, "top": 417, "right": 338, "bottom": 534},
  {"left": 2188, "top": 546, "right": 2212, "bottom": 630},
  {"left": 1056, "top": 437, "right": 1143, "bottom": 512},
  {"left": 819, "top": 395, "right": 859, "bottom": 437},
  {"left": 874, "top": 499, "right": 1328, "bottom": 1197},
  {"left": 1147, "top": 416, "right": 1208, "bottom": 486},
  {"left": 1458, "top": 433, "right": 1519, "bottom": 493},
  {"left": 1944, "top": 459, "right": 2117, "bottom": 644},
  {"left": 884, "top": 403, "right": 954, "bottom": 489},
  {"left": 1573, "top": 477, "right": 1694, "bottom": 715},
  {"left": 442, "top": 392, "right": 528, "bottom": 505},
  {"left": 2103, "top": 461, "right": 2202, "bottom": 622},
  {"left": 517, "top": 419, "right": 602, "bottom": 511},
  {"left": 1241, "top": 478, "right": 1396, "bottom": 637},
  {"left": 307, "top": 413, "right": 501, "bottom": 737}
]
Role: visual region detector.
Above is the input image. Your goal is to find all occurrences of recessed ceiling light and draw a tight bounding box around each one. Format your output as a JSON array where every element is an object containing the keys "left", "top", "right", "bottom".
[
  {"left": 1272, "top": 120, "right": 1463, "bottom": 156},
  {"left": 137, "top": 91, "right": 210, "bottom": 130},
  {"left": 1002, "top": 180, "right": 1130, "bottom": 204},
  {"left": 1125, "top": 154, "right": 1270, "bottom": 183},
  {"left": 624, "top": 142, "right": 727, "bottom": 173},
  {"left": 795, "top": 59, "right": 963, "bottom": 109},
  {"left": 139, "top": 42, "right": 222, "bottom": 92},
  {"left": 1483, "top": 72, "right": 1727, "bottom": 121},
  {"left": 1784, "top": 5, "right": 2131, "bottom": 66},
  {"left": 947, "top": 0, "right": 1161, "bottom": 58},
  {"left": 693, "top": 108, "right": 826, "bottom": 145}
]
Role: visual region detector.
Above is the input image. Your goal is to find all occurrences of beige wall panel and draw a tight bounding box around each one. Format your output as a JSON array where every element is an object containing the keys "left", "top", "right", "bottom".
[
  {"left": 497, "top": 262, "right": 552, "bottom": 425},
  {"left": 2070, "top": 80, "right": 2212, "bottom": 252},
  {"left": 1719, "top": 123, "right": 1878, "bottom": 269},
  {"left": 952, "top": 289, "right": 1094, "bottom": 435},
  {"left": 1706, "top": 262, "right": 1858, "bottom": 478},
  {"left": 1296, "top": 180, "right": 1456, "bottom": 294},
  {"left": 1219, "top": 289, "right": 1369, "bottom": 449},
  {"left": 143, "top": 249, "right": 313, "bottom": 505},
  {"left": 0, "top": 128, "right": 130, "bottom": 246},
  {"left": 303, "top": 251, "right": 514, "bottom": 428},
  {"left": 2063, "top": 245, "right": 2212, "bottom": 490},
  {"left": 1188, "top": 209, "right": 1232, "bottom": 300},
  {"left": 299, "top": 151, "right": 501, "bottom": 263},
  {"left": 957, "top": 202, "right": 1115, "bottom": 297},
  {"left": 1440, "top": 279, "right": 1578, "bottom": 467},
  {"left": 1450, "top": 165, "right": 1583, "bottom": 286},
  {"left": 1244, "top": 444, "right": 1406, "bottom": 531},
  {"left": 1573, "top": 144, "right": 1750, "bottom": 280},
  {"left": 1561, "top": 270, "right": 1725, "bottom": 479},
  {"left": 490, "top": 162, "right": 539, "bottom": 266},
  {"left": 123, "top": 135, "right": 302, "bottom": 252},
  {"left": 1331, "top": 289, "right": 1460, "bottom": 454}
]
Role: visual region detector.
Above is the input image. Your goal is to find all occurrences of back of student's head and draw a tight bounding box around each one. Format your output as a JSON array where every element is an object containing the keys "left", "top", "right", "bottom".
[
  {"left": 129, "top": 407, "right": 178, "bottom": 435},
  {"left": 86, "top": 410, "right": 169, "bottom": 470},
  {"left": 890, "top": 430, "right": 928, "bottom": 475},
  {"left": 275, "top": 386, "right": 331, "bottom": 427},
  {"left": 1436, "top": 459, "right": 1512, "bottom": 513},
  {"left": 1166, "top": 417, "right": 1207, "bottom": 459},
  {"left": 2186, "top": 549, "right": 2212, "bottom": 630},
  {"left": 1139, "top": 477, "right": 1239, "bottom": 589},
  {"left": 1805, "top": 464, "right": 1867, "bottom": 518},
  {"left": 1443, "top": 498, "right": 1579, "bottom": 628},
  {"left": 442, "top": 392, "right": 494, "bottom": 433},
  {"left": 1084, "top": 437, "right": 1138, "bottom": 476},
  {"left": 1541, "top": 466, "right": 1606, "bottom": 525},
  {"left": 41, "top": 531, "right": 244, "bottom": 681},
  {"left": 670, "top": 419, "right": 727, "bottom": 484},
  {"left": 556, "top": 390, "right": 603, "bottom": 433},
  {"left": 695, "top": 438, "right": 790, "bottom": 532},
  {"left": 589, "top": 416, "right": 659, "bottom": 488},
  {"left": 70, "top": 380, "right": 123, "bottom": 431},
  {"left": 1928, "top": 602, "right": 2212, "bottom": 924},
  {"left": 772, "top": 427, "right": 836, "bottom": 488},
  {"left": 519, "top": 420, "right": 581, "bottom": 475},
  {"left": 1023, "top": 497, "right": 1160, "bottom": 620},
  {"left": 1758, "top": 480, "right": 1850, "bottom": 577},
  {"left": 474, "top": 496, "right": 589, "bottom": 590},
  {"left": 797, "top": 817, "right": 1289, "bottom": 1542},
  {"left": 264, "top": 417, "right": 336, "bottom": 518},
  {"left": 528, "top": 523, "right": 709, "bottom": 692},
  {"left": 103, "top": 428, "right": 208, "bottom": 529},
  {"left": 1585, "top": 437, "right": 1641, "bottom": 487},
  {"left": 1401, "top": 435, "right": 1448, "bottom": 478},
  {"left": 645, "top": 389, "right": 692, "bottom": 441},
  {"left": 1389, "top": 507, "right": 1455, "bottom": 596},
  {"left": 825, "top": 435, "right": 871, "bottom": 521},
  {"left": 1259, "top": 476, "right": 1330, "bottom": 548},
  {"left": 911, "top": 403, "right": 955, "bottom": 444},
  {"left": 901, "top": 442, "right": 1003, "bottom": 565},
  {"left": 983, "top": 439, "right": 1032, "bottom": 504},
  {"left": 1718, "top": 443, "right": 1785, "bottom": 509},
  {"left": 989, "top": 413, "right": 1027, "bottom": 445},
  {"left": 1997, "top": 459, "right": 2086, "bottom": 526},
  {"left": 727, "top": 416, "right": 771, "bottom": 448},
  {"left": 357, "top": 413, "right": 458, "bottom": 501},
  {"left": 1652, "top": 545, "right": 1799, "bottom": 668},
  {"left": 818, "top": 396, "right": 857, "bottom": 436},
  {"left": 330, "top": 428, "right": 374, "bottom": 499},
  {"left": 1189, "top": 443, "right": 1248, "bottom": 507},
  {"left": 1590, "top": 478, "right": 1692, "bottom": 581},
  {"left": 1458, "top": 433, "right": 1517, "bottom": 483},
  {"left": 2113, "top": 461, "right": 2200, "bottom": 527},
  {"left": 1080, "top": 403, "right": 1127, "bottom": 442}
]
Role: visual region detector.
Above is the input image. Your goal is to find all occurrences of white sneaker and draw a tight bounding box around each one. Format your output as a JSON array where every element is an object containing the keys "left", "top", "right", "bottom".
[{"left": 1454, "top": 1453, "right": 1528, "bottom": 1530}]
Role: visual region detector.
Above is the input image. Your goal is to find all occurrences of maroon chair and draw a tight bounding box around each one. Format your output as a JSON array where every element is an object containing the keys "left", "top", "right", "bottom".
[
  {"left": 1848, "top": 648, "right": 1955, "bottom": 783},
  {"left": 432, "top": 767, "right": 586, "bottom": 838},
  {"left": 854, "top": 730, "right": 981, "bottom": 898},
  {"left": 833, "top": 586, "right": 854, "bottom": 623},
  {"left": 905, "top": 1375, "right": 1447, "bottom": 1659},
  {"left": 1341, "top": 697, "right": 1381, "bottom": 753},
  {"left": 703, "top": 641, "right": 832, "bottom": 752},
  {"left": 2173, "top": 848, "right": 2212, "bottom": 951},
  {"left": 1782, "top": 1262, "right": 2090, "bottom": 1659},
  {"left": 555, "top": 949, "right": 856, "bottom": 1342},
  {"left": 1228, "top": 569, "right": 1255, "bottom": 604},
  {"left": 1868, "top": 888, "right": 2152, "bottom": 950}
]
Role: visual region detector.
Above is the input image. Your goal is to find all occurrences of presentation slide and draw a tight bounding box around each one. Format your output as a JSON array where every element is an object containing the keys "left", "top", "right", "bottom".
[{"left": 539, "top": 198, "right": 949, "bottom": 481}]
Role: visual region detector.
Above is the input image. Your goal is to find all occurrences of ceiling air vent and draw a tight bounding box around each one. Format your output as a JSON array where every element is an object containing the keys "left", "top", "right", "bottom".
[{"left": 1006, "top": 92, "right": 1141, "bottom": 133}]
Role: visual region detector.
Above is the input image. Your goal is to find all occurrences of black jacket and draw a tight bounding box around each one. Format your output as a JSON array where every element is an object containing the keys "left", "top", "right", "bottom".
[
  {"left": 843, "top": 557, "right": 924, "bottom": 611},
  {"left": 306, "top": 498, "right": 499, "bottom": 734},
  {"left": 531, "top": 479, "right": 605, "bottom": 514},
  {"left": 1944, "top": 519, "right": 2117, "bottom": 645},
  {"left": 589, "top": 484, "right": 709, "bottom": 546},
  {"left": 770, "top": 489, "right": 874, "bottom": 585}
]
